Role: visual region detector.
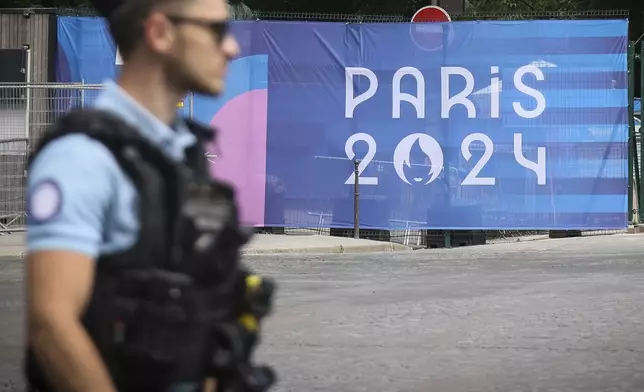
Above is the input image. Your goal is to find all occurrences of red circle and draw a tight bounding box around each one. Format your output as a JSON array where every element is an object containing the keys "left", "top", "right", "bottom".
[
  {"left": 410, "top": 6, "right": 451, "bottom": 52},
  {"left": 411, "top": 6, "right": 451, "bottom": 22}
]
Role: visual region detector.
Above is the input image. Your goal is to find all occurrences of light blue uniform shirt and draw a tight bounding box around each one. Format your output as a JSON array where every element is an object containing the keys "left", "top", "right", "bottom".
[
  {"left": 26, "top": 80, "right": 201, "bottom": 392},
  {"left": 27, "top": 80, "right": 196, "bottom": 258}
]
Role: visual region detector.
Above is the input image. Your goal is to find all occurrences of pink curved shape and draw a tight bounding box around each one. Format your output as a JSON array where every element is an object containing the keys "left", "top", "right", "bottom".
[{"left": 208, "top": 89, "right": 267, "bottom": 226}]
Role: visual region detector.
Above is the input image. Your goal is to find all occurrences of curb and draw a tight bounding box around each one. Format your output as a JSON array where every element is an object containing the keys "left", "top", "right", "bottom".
[
  {"left": 242, "top": 242, "right": 412, "bottom": 255},
  {"left": 0, "top": 251, "right": 25, "bottom": 258},
  {"left": 5, "top": 244, "right": 413, "bottom": 258}
]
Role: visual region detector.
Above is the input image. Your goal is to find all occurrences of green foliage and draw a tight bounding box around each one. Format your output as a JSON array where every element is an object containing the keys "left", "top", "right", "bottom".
[
  {"left": 229, "top": 1, "right": 254, "bottom": 20},
  {"left": 1, "top": 0, "right": 91, "bottom": 7},
  {"left": 469, "top": 0, "right": 590, "bottom": 12}
]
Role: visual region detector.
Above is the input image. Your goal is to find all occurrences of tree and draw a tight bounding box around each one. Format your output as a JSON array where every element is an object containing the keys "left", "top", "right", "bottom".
[
  {"left": 229, "top": 0, "right": 254, "bottom": 20},
  {"left": 2, "top": 0, "right": 90, "bottom": 7},
  {"left": 468, "top": 0, "right": 590, "bottom": 12}
]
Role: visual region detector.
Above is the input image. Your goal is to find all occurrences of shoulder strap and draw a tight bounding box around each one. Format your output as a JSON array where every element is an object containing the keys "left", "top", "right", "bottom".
[
  {"left": 29, "top": 108, "right": 184, "bottom": 270},
  {"left": 29, "top": 108, "right": 172, "bottom": 172},
  {"left": 29, "top": 109, "right": 221, "bottom": 268},
  {"left": 31, "top": 109, "right": 218, "bottom": 175}
]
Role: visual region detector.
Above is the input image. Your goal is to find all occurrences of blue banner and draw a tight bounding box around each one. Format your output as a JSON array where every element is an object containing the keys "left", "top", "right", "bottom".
[
  {"left": 56, "top": 18, "right": 629, "bottom": 230},
  {"left": 56, "top": 16, "right": 118, "bottom": 83}
]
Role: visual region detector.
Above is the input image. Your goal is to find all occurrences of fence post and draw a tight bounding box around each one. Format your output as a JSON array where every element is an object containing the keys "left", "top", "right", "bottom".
[
  {"left": 628, "top": 41, "right": 636, "bottom": 224},
  {"left": 639, "top": 43, "right": 644, "bottom": 223},
  {"left": 23, "top": 44, "right": 31, "bottom": 141},
  {"left": 80, "top": 79, "right": 86, "bottom": 109},
  {"left": 189, "top": 92, "right": 194, "bottom": 119},
  {"left": 353, "top": 158, "right": 360, "bottom": 239}
]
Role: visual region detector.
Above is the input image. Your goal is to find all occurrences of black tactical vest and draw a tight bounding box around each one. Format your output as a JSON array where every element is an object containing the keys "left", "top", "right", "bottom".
[{"left": 24, "top": 108, "right": 254, "bottom": 392}]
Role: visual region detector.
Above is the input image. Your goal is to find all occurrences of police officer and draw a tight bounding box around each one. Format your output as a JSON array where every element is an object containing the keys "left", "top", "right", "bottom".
[{"left": 23, "top": 0, "right": 275, "bottom": 391}]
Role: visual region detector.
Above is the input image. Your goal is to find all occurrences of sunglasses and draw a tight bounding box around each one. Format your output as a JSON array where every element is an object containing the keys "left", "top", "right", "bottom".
[{"left": 165, "top": 15, "right": 230, "bottom": 44}]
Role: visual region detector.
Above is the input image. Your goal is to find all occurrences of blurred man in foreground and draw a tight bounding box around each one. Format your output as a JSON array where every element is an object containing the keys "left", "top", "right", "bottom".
[{"left": 24, "top": 0, "right": 275, "bottom": 391}]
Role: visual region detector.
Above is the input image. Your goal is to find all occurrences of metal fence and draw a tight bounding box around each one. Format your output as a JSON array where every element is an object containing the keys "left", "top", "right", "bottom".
[
  {"left": 0, "top": 83, "right": 103, "bottom": 231},
  {"left": 0, "top": 6, "right": 636, "bottom": 245},
  {"left": 54, "top": 7, "right": 630, "bottom": 21},
  {"left": 632, "top": 42, "right": 644, "bottom": 226}
]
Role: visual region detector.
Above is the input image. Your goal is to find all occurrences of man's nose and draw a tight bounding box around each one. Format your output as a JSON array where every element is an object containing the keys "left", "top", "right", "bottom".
[{"left": 224, "top": 35, "right": 240, "bottom": 59}]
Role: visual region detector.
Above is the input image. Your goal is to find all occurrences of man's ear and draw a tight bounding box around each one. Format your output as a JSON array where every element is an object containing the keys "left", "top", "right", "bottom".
[{"left": 144, "top": 12, "right": 177, "bottom": 55}]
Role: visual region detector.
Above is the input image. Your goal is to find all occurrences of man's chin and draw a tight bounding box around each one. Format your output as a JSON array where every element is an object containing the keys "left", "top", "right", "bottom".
[{"left": 188, "top": 81, "right": 224, "bottom": 97}]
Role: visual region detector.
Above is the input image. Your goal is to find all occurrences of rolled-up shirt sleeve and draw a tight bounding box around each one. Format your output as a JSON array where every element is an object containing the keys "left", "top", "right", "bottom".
[{"left": 26, "top": 134, "right": 118, "bottom": 259}]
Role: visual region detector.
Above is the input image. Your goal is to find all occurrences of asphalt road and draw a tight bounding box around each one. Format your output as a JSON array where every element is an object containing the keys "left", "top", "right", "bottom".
[{"left": 2, "top": 234, "right": 644, "bottom": 392}]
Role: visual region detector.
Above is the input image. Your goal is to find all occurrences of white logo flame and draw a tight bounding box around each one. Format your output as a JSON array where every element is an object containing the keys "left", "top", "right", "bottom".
[{"left": 393, "top": 133, "right": 444, "bottom": 185}]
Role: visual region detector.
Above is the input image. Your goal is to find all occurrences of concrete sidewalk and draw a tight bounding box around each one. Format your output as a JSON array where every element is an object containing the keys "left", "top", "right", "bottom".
[
  {"left": 0, "top": 233, "right": 27, "bottom": 257},
  {"left": 243, "top": 233, "right": 411, "bottom": 255},
  {"left": 0, "top": 232, "right": 411, "bottom": 257}
]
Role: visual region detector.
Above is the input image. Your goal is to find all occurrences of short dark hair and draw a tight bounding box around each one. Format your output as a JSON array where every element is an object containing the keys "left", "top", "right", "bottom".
[{"left": 102, "top": 0, "right": 183, "bottom": 60}]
